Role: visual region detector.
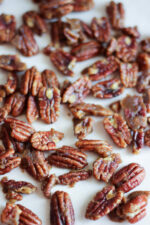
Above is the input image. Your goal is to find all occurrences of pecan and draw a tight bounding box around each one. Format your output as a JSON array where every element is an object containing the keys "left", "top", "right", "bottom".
[
  {"left": 71, "top": 41, "right": 101, "bottom": 62},
  {"left": 62, "top": 77, "right": 91, "bottom": 105},
  {"left": 0, "top": 106, "right": 9, "bottom": 122},
  {"left": 6, "top": 192, "right": 23, "bottom": 203},
  {"left": 42, "top": 69, "right": 59, "bottom": 89},
  {"left": 136, "top": 73, "right": 150, "bottom": 93},
  {"left": 11, "top": 25, "right": 39, "bottom": 56},
  {"left": 93, "top": 153, "right": 122, "bottom": 182},
  {"left": 120, "top": 62, "right": 138, "bottom": 88},
  {"left": 73, "top": 117, "right": 93, "bottom": 139},
  {"left": 75, "top": 139, "right": 113, "bottom": 157},
  {"left": 85, "top": 185, "right": 124, "bottom": 220},
  {"left": 143, "top": 88, "right": 150, "bottom": 112},
  {"left": 122, "top": 26, "right": 140, "bottom": 38},
  {"left": 50, "top": 191, "right": 75, "bottom": 225},
  {"left": 145, "top": 129, "right": 150, "bottom": 147},
  {"left": 106, "top": 37, "right": 118, "bottom": 56},
  {"left": 26, "top": 95, "right": 39, "bottom": 124},
  {"left": 82, "top": 56, "right": 118, "bottom": 81},
  {"left": 73, "top": 0, "right": 94, "bottom": 12},
  {"left": 23, "top": 11, "right": 47, "bottom": 35},
  {"left": 0, "top": 14, "right": 16, "bottom": 43},
  {"left": 132, "top": 129, "right": 144, "bottom": 154},
  {"left": 109, "top": 101, "right": 121, "bottom": 113},
  {"left": 106, "top": 1, "right": 125, "bottom": 29},
  {"left": 141, "top": 38, "right": 150, "bottom": 53},
  {"left": 0, "top": 154, "right": 21, "bottom": 175},
  {"left": 137, "top": 52, "right": 150, "bottom": 71},
  {"left": 1, "top": 124, "right": 17, "bottom": 152},
  {"left": 121, "top": 95, "right": 147, "bottom": 131},
  {"left": 0, "top": 55, "right": 26, "bottom": 71},
  {"left": 38, "top": 86, "right": 60, "bottom": 124},
  {"left": 4, "top": 72, "right": 18, "bottom": 95},
  {"left": 41, "top": 174, "right": 58, "bottom": 198},
  {"left": 60, "top": 79, "right": 71, "bottom": 96},
  {"left": 92, "top": 78, "right": 124, "bottom": 99},
  {"left": 47, "top": 146, "right": 88, "bottom": 169},
  {"left": 103, "top": 114, "right": 132, "bottom": 148},
  {"left": 111, "top": 163, "right": 145, "bottom": 193}
]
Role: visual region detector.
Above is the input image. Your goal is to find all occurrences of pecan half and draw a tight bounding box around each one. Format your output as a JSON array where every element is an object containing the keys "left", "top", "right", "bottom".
[
  {"left": 0, "top": 55, "right": 26, "bottom": 71},
  {"left": 141, "top": 38, "right": 150, "bottom": 53},
  {"left": 0, "top": 14, "right": 16, "bottom": 43},
  {"left": 137, "top": 52, "right": 150, "bottom": 71},
  {"left": 136, "top": 73, "right": 150, "bottom": 93},
  {"left": 132, "top": 129, "right": 144, "bottom": 154},
  {"left": 73, "top": 0, "right": 94, "bottom": 12},
  {"left": 109, "top": 101, "right": 121, "bottom": 113},
  {"left": 41, "top": 174, "right": 58, "bottom": 198},
  {"left": 73, "top": 117, "right": 93, "bottom": 139},
  {"left": 122, "top": 26, "right": 140, "bottom": 38},
  {"left": 4, "top": 72, "right": 18, "bottom": 95},
  {"left": 143, "top": 88, "right": 150, "bottom": 112},
  {"left": 42, "top": 69, "right": 59, "bottom": 89},
  {"left": 145, "top": 129, "right": 150, "bottom": 147},
  {"left": 26, "top": 95, "right": 39, "bottom": 124}
]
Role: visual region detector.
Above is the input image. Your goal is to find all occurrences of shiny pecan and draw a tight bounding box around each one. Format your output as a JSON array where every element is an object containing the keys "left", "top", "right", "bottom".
[
  {"left": 42, "top": 69, "right": 59, "bottom": 89},
  {"left": 50, "top": 191, "right": 75, "bottom": 225},
  {"left": 85, "top": 185, "right": 124, "bottom": 220},
  {"left": 73, "top": 0, "right": 94, "bottom": 12},
  {"left": 4, "top": 72, "right": 18, "bottom": 95},
  {"left": 0, "top": 14, "right": 16, "bottom": 43},
  {"left": 141, "top": 38, "right": 150, "bottom": 53},
  {"left": 120, "top": 62, "right": 138, "bottom": 88},
  {"left": 145, "top": 129, "right": 150, "bottom": 147},
  {"left": 104, "top": 114, "right": 132, "bottom": 148},
  {"left": 122, "top": 26, "right": 140, "bottom": 38},
  {"left": 38, "top": 86, "right": 60, "bottom": 124},
  {"left": 132, "top": 129, "right": 144, "bottom": 154},
  {"left": 11, "top": 25, "right": 39, "bottom": 56},
  {"left": 47, "top": 146, "right": 88, "bottom": 169},
  {"left": 0, "top": 55, "right": 26, "bottom": 71},
  {"left": 106, "top": 37, "right": 118, "bottom": 56},
  {"left": 73, "top": 117, "right": 93, "bottom": 139},
  {"left": 111, "top": 163, "right": 145, "bottom": 193},
  {"left": 121, "top": 95, "right": 147, "bottom": 131},
  {"left": 136, "top": 73, "right": 150, "bottom": 93},
  {"left": 137, "top": 52, "right": 150, "bottom": 71},
  {"left": 26, "top": 95, "right": 39, "bottom": 124},
  {"left": 93, "top": 153, "right": 122, "bottom": 182},
  {"left": 82, "top": 56, "right": 118, "bottom": 81},
  {"left": 109, "top": 101, "right": 121, "bottom": 113},
  {"left": 41, "top": 174, "right": 58, "bottom": 198},
  {"left": 143, "top": 88, "right": 150, "bottom": 112}
]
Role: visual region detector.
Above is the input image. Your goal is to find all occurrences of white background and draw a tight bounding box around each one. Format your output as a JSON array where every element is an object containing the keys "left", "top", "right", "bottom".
[{"left": 0, "top": 0, "right": 150, "bottom": 224}]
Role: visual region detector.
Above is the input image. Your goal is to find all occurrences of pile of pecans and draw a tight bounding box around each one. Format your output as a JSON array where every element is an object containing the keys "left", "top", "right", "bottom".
[{"left": 0, "top": 0, "right": 150, "bottom": 224}]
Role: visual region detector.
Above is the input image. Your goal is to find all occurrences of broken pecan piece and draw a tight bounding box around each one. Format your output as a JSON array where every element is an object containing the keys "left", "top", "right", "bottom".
[
  {"left": 0, "top": 55, "right": 26, "bottom": 71},
  {"left": 73, "top": 117, "right": 93, "bottom": 139},
  {"left": 41, "top": 174, "right": 58, "bottom": 198},
  {"left": 4, "top": 72, "right": 18, "bottom": 95},
  {"left": 73, "top": 0, "right": 94, "bottom": 12},
  {"left": 26, "top": 95, "right": 39, "bottom": 124},
  {"left": 132, "top": 129, "right": 144, "bottom": 154},
  {"left": 0, "top": 14, "right": 16, "bottom": 43},
  {"left": 42, "top": 69, "right": 59, "bottom": 89}
]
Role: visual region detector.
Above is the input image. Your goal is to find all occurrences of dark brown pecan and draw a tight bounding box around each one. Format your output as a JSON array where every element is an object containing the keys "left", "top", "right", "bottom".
[
  {"left": 141, "top": 38, "right": 150, "bottom": 53},
  {"left": 71, "top": 41, "right": 101, "bottom": 62},
  {"left": 111, "top": 163, "right": 145, "bottom": 193},
  {"left": 74, "top": 117, "right": 93, "bottom": 139},
  {"left": 0, "top": 14, "right": 16, "bottom": 43},
  {"left": 93, "top": 153, "right": 121, "bottom": 182},
  {"left": 31, "top": 129, "right": 64, "bottom": 151},
  {"left": 121, "top": 95, "right": 147, "bottom": 131},
  {"left": 106, "top": 37, "right": 118, "bottom": 56},
  {"left": 109, "top": 101, "right": 121, "bottom": 113},
  {"left": 42, "top": 69, "right": 59, "bottom": 89},
  {"left": 85, "top": 185, "right": 124, "bottom": 220},
  {"left": 75, "top": 139, "right": 113, "bottom": 157},
  {"left": 106, "top": 1, "right": 125, "bottom": 29},
  {"left": 21, "top": 66, "right": 42, "bottom": 96},
  {"left": 143, "top": 88, "right": 150, "bottom": 112},
  {"left": 0, "top": 55, "right": 26, "bottom": 71},
  {"left": 26, "top": 95, "right": 39, "bottom": 124},
  {"left": 41, "top": 174, "right": 58, "bottom": 198},
  {"left": 82, "top": 56, "right": 118, "bottom": 81},
  {"left": 21, "top": 149, "right": 50, "bottom": 181},
  {"left": 73, "top": 0, "right": 94, "bottom": 11},
  {"left": 122, "top": 26, "right": 140, "bottom": 38},
  {"left": 120, "top": 62, "right": 138, "bottom": 88},
  {"left": 92, "top": 78, "right": 124, "bottom": 99},
  {"left": 145, "top": 129, "right": 150, "bottom": 147},
  {"left": 62, "top": 77, "right": 91, "bottom": 105},
  {"left": 136, "top": 73, "right": 150, "bottom": 93},
  {"left": 137, "top": 52, "right": 150, "bottom": 71},
  {"left": 103, "top": 114, "right": 132, "bottom": 148},
  {"left": 23, "top": 11, "right": 47, "bottom": 35},
  {"left": 38, "top": 86, "right": 60, "bottom": 124},
  {"left": 116, "top": 36, "right": 138, "bottom": 62},
  {"left": 0, "top": 85, "right": 6, "bottom": 102},
  {"left": 51, "top": 191, "right": 75, "bottom": 225},
  {"left": 47, "top": 146, "right": 88, "bottom": 169},
  {"left": 4, "top": 72, "right": 18, "bottom": 95},
  {"left": 11, "top": 25, "right": 39, "bottom": 57},
  {"left": 132, "top": 129, "right": 144, "bottom": 154}
]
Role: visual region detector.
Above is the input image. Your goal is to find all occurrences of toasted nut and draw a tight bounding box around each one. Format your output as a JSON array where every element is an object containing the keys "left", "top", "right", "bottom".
[{"left": 0, "top": 14, "right": 16, "bottom": 43}]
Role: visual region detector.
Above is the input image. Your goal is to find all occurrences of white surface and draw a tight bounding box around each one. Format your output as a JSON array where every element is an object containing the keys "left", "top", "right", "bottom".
[{"left": 0, "top": 0, "right": 150, "bottom": 224}]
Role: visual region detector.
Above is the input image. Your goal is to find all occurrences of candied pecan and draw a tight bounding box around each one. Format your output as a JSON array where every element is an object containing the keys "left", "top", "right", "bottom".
[
  {"left": 62, "top": 77, "right": 91, "bottom": 105},
  {"left": 23, "top": 11, "right": 47, "bottom": 35},
  {"left": 41, "top": 174, "right": 58, "bottom": 198},
  {"left": 104, "top": 114, "right": 132, "bottom": 148},
  {"left": 111, "top": 163, "right": 145, "bottom": 193},
  {"left": 26, "top": 95, "right": 39, "bottom": 124},
  {"left": 73, "top": 0, "right": 94, "bottom": 12},
  {"left": 0, "top": 155, "right": 21, "bottom": 175},
  {"left": 121, "top": 95, "right": 147, "bottom": 131},
  {"left": 132, "top": 129, "right": 144, "bottom": 154},
  {"left": 71, "top": 41, "right": 101, "bottom": 62},
  {"left": 120, "top": 62, "right": 138, "bottom": 88},
  {"left": 85, "top": 185, "right": 124, "bottom": 220},
  {"left": 106, "top": 37, "right": 118, "bottom": 56},
  {"left": 122, "top": 26, "right": 140, "bottom": 38},
  {"left": 93, "top": 153, "right": 121, "bottom": 182},
  {"left": 47, "top": 146, "right": 88, "bottom": 169},
  {"left": 42, "top": 69, "right": 59, "bottom": 89},
  {"left": 1, "top": 203, "right": 22, "bottom": 225},
  {"left": 50, "top": 191, "right": 75, "bottom": 225},
  {"left": 0, "top": 14, "right": 16, "bottom": 43},
  {"left": 0, "top": 85, "right": 6, "bottom": 102},
  {"left": 82, "top": 56, "right": 118, "bottom": 81},
  {"left": 4, "top": 72, "right": 18, "bottom": 95},
  {"left": 11, "top": 25, "right": 39, "bottom": 57},
  {"left": 74, "top": 117, "right": 93, "bottom": 139},
  {"left": 38, "top": 86, "right": 60, "bottom": 124},
  {"left": 136, "top": 73, "right": 150, "bottom": 93},
  {"left": 141, "top": 38, "right": 150, "bottom": 53},
  {"left": 91, "top": 17, "right": 111, "bottom": 42},
  {"left": 0, "top": 55, "right": 26, "bottom": 71},
  {"left": 143, "top": 88, "right": 150, "bottom": 112},
  {"left": 109, "top": 101, "right": 121, "bottom": 113},
  {"left": 145, "top": 129, "right": 150, "bottom": 147},
  {"left": 137, "top": 52, "right": 150, "bottom": 71}
]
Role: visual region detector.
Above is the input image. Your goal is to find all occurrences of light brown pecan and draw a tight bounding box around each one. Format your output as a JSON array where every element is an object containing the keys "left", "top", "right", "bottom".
[
  {"left": 120, "top": 62, "right": 138, "bottom": 88},
  {"left": 0, "top": 55, "right": 26, "bottom": 71},
  {"left": 85, "top": 185, "right": 124, "bottom": 220},
  {"left": 93, "top": 153, "right": 122, "bottom": 182},
  {"left": 143, "top": 88, "right": 150, "bottom": 112},
  {"left": 137, "top": 52, "right": 150, "bottom": 71},
  {"left": 4, "top": 72, "right": 18, "bottom": 95},
  {"left": 26, "top": 95, "right": 39, "bottom": 124},
  {"left": 121, "top": 95, "right": 147, "bottom": 131},
  {"left": 122, "top": 26, "right": 140, "bottom": 38},
  {"left": 11, "top": 25, "right": 39, "bottom": 57},
  {"left": 141, "top": 38, "right": 150, "bottom": 53},
  {"left": 145, "top": 129, "right": 150, "bottom": 147},
  {"left": 0, "top": 14, "right": 16, "bottom": 43},
  {"left": 73, "top": 0, "right": 94, "bottom": 12},
  {"left": 47, "top": 146, "right": 88, "bottom": 169},
  {"left": 42, "top": 69, "right": 59, "bottom": 89},
  {"left": 132, "top": 129, "right": 144, "bottom": 154},
  {"left": 38, "top": 86, "right": 60, "bottom": 124},
  {"left": 51, "top": 191, "right": 75, "bottom": 225},
  {"left": 109, "top": 101, "right": 121, "bottom": 113},
  {"left": 106, "top": 37, "right": 118, "bottom": 56},
  {"left": 73, "top": 117, "right": 93, "bottom": 139},
  {"left": 136, "top": 73, "right": 150, "bottom": 93},
  {"left": 41, "top": 174, "right": 58, "bottom": 198}
]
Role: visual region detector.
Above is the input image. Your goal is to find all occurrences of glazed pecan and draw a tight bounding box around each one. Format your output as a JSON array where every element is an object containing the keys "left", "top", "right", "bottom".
[
  {"left": 132, "top": 129, "right": 144, "bottom": 154},
  {"left": 111, "top": 163, "right": 145, "bottom": 193},
  {"left": 26, "top": 95, "right": 39, "bottom": 124},
  {"left": 4, "top": 72, "right": 18, "bottom": 95},
  {"left": 103, "top": 114, "right": 132, "bottom": 148},
  {"left": 0, "top": 55, "right": 26, "bottom": 71},
  {"left": 62, "top": 77, "right": 91, "bottom": 105},
  {"left": 41, "top": 174, "right": 58, "bottom": 198},
  {"left": 106, "top": 37, "right": 118, "bottom": 56},
  {"left": 42, "top": 69, "right": 59, "bottom": 89},
  {"left": 82, "top": 56, "right": 118, "bottom": 81},
  {"left": 143, "top": 88, "right": 150, "bottom": 112},
  {"left": 136, "top": 73, "right": 150, "bottom": 93},
  {"left": 92, "top": 78, "right": 124, "bottom": 99},
  {"left": 145, "top": 129, "right": 150, "bottom": 147},
  {"left": 141, "top": 38, "right": 150, "bottom": 53},
  {"left": 120, "top": 62, "right": 138, "bottom": 88},
  {"left": 93, "top": 153, "right": 121, "bottom": 182},
  {"left": 47, "top": 146, "right": 88, "bottom": 169},
  {"left": 122, "top": 26, "right": 140, "bottom": 38},
  {"left": 109, "top": 101, "right": 121, "bottom": 113},
  {"left": 137, "top": 52, "right": 150, "bottom": 71},
  {"left": 73, "top": 117, "right": 93, "bottom": 139},
  {"left": 85, "top": 185, "right": 124, "bottom": 220},
  {"left": 50, "top": 191, "right": 75, "bottom": 225},
  {"left": 0, "top": 14, "right": 16, "bottom": 43},
  {"left": 73, "top": 0, "right": 94, "bottom": 12},
  {"left": 38, "top": 86, "right": 60, "bottom": 124},
  {"left": 121, "top": 95, "right": 147, "bottom": 131},
  {"left": 11, "top": 25, "right": 39, "bottom": 56}
]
